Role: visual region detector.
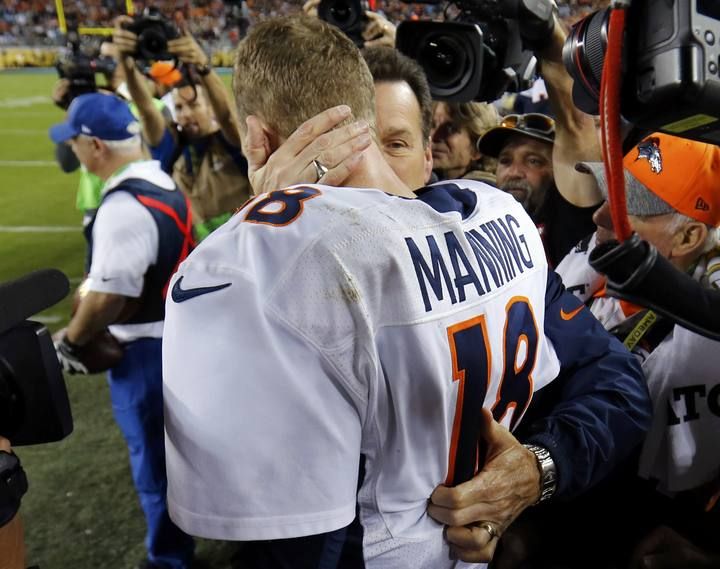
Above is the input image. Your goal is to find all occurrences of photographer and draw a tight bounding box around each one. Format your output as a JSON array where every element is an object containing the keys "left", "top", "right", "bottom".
[
  {"left": 52, "top": 39, "right": 172, "bottom": 222},
  {"left": 113, "top": 19, "right": 251, "bottom": 240}
]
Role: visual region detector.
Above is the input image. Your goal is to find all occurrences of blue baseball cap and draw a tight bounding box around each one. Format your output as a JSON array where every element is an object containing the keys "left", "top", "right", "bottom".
[{"left": 49, "top": 93, "right": 141, "bottom": 144}]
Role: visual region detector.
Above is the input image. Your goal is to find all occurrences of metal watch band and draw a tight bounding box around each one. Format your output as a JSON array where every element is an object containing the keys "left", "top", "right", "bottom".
[{"left": 523, "top": 444, "right": 557, "bottom": 503}]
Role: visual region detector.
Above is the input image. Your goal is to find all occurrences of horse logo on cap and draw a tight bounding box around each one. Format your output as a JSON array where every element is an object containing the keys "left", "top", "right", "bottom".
[{"left": 635, "top": 137, "right": 663, "bottom": 174}]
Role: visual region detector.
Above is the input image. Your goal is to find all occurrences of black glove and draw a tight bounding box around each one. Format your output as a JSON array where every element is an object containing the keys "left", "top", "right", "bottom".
[
  {"left": 54, "top": 335, "right": 89, "bottom": 375},
  {"left": 0, "top": 450, "right": 28, "bottom": 528}
]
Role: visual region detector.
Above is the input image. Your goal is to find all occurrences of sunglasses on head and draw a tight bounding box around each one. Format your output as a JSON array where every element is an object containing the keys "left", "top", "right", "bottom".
[{"left": 500, "top": 113, "right": 555, "bottom": 136}]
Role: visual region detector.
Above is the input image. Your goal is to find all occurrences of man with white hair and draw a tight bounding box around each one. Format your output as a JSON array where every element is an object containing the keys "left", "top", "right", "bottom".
[
  {"left": 549, "top": 132, "right": 720, "bottom": 568},
  {"left": 50, "top": 93, "right": 195, "bottom": 569}
]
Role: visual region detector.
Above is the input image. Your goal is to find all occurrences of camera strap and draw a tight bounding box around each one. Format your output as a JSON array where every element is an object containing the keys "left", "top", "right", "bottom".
[{"left": 0, "top": 451, "right": 28, "bottom": 528}]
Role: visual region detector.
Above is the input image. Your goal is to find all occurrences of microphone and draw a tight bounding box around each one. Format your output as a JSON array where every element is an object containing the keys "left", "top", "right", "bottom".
[{"left": 0, "top": 269, "right": 70, "bottom": 335}]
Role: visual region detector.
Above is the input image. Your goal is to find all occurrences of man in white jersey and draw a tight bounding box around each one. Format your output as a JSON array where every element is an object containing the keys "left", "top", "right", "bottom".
[{"left": 163, "top": 16, "right": 649, "bottom": 568}]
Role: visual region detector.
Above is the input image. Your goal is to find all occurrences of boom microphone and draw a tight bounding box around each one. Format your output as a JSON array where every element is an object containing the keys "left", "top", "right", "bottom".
[{"left": 0, "top": 269, "right": 70, "bottom": 335}]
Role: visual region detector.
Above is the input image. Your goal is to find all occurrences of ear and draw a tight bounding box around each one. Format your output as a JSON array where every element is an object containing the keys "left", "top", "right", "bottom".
[
  {"left": 423, "top": 137, "right": 433, "bottom": 185},
  {"left": 671, "top": 221, "right": 708, "bottom": 263},
  {"left": 91, "top": 137, "right": 105, "bottom": 155}
]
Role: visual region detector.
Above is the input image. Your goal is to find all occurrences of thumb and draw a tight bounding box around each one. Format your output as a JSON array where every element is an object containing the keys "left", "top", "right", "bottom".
[
  {"left": 479, "top": 408, "right": 515, "bottom": 455},
  {"left": 244, "top": 115, "right": 271, "bottom": 172}
]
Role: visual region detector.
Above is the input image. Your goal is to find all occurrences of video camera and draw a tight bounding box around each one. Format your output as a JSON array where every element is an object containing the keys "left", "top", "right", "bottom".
[
  {"left": 563, "top": 0, "right": 720, "bottom": 146},
  {"left": 55, "top": 25, "right": 117, "bottom": 109},
  {"left": 318, "top": 0, "right": 369, "bottom": 47},
  {"left": 123, "top": 6, "right": 180, "bottom": 63},
  {"left": 0, "top": 270, "right": 73, "bottom": 446},
  {"left": 395, "top": 0, "right": 553, "bottom": 102}
]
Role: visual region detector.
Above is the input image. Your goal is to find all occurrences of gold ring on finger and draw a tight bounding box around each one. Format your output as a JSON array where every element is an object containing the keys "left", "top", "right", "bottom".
[{"left": 478, "top": 521, "right": 499, "bottom": 540}]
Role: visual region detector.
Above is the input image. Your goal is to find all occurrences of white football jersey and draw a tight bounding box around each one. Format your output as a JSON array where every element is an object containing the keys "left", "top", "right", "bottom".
[{"left": 163, "top": 181, "right": 561, "bottom": 568}]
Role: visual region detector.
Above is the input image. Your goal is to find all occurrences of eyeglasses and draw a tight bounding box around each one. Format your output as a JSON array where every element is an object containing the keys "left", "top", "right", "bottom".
[{"left": 500, "top": 113, "right": 555, "bottom": 136}]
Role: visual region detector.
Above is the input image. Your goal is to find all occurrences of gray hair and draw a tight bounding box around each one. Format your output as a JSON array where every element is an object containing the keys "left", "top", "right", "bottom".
[
  {"left": 667, "top": 212, "right": 720, "bottom": 254},
  {"left": 78, "top": 134, "right": 143, "bottom": 154}
]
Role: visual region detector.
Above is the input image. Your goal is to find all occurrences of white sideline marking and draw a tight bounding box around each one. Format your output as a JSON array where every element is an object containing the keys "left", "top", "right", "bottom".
[
  {"left": 0, "top": 225, "right": 78, "bottom": 233},
  {"left": 0, "top": 160, "right": 57, "bottom": 166}
]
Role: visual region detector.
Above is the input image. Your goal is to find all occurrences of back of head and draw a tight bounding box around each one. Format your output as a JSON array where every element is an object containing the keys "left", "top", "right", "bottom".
[
  {"left": 233, "top": 16, "right": 376, "bottom": 140},
  {"left": 363, "top": 45, "right": 432, "bottom": 144}
]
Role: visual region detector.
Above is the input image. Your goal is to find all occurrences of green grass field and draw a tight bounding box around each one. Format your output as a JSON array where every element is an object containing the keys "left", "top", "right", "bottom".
[{"left": 0, "top": 70, "right": 237, "bottom": 568}]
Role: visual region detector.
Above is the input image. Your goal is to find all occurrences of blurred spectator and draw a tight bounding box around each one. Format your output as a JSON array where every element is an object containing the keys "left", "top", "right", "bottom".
[
  {"left": 148, "top": 60, "right": 183, "bottom": 120},
  {"left": 431, "top": 101, "right": 499, "bottom": 185},
  {"left": 1, "top": 0, "right": 596, "bottom": 48}
]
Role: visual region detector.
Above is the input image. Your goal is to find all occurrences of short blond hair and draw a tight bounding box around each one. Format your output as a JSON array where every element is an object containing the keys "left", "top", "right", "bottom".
[{"left": 233, "top": 16, "right": 376, "bottom": 139}]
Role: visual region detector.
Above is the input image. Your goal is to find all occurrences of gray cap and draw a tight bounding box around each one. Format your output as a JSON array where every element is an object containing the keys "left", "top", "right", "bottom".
[{"left": 575, "top": 161, "right": 676, "bottom": 217}]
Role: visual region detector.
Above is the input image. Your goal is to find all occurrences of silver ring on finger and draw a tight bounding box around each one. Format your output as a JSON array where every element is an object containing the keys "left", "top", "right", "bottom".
[
  {"left": 313, "top": 159, "right": 329, "bottom": 182},
  {"left": 478, "top": 521, "right": 499, "bottom": 540}
]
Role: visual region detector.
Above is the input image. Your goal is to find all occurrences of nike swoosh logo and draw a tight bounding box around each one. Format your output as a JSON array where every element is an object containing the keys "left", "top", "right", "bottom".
[
  {"left": 171, "top": 276, "right": 232, "bottom": 303},
  {"left": 560, "top": 305, "right": 584, "bottom": 321}
]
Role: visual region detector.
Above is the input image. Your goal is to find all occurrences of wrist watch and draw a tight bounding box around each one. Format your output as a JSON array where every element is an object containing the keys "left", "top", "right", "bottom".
[
  {"left": 523, "top": 444, "right": 557, "bottom": 503},
  {"left": 196, "top": 62, "right": 212, "bottom": 77}
]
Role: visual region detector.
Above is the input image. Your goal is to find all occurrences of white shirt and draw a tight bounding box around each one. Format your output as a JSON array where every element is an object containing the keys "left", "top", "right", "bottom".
[
  {"left": 86, "top": 160, "right": 175, "bottom": 341},
  {"left": 163, "top": 181, "right": 561, "bottom": 567}
]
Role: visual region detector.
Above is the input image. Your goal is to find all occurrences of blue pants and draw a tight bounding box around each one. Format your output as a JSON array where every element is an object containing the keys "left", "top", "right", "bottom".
[{"left": 108, "top": 337, "right": 195, "bottom": 569}]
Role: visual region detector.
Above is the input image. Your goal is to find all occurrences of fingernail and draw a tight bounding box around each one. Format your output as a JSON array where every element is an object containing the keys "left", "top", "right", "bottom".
[
  {"left": 354, "top": 120, "right": 369, "bottom": 134},
  {"left": 336, "top": 105, "right": 351, "bottom": 116}
]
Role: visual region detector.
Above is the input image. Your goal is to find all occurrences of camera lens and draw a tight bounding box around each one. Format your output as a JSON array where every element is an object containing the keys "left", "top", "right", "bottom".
[
  {"left": 330, "top": 2, "right": 353, "bottom": 25},
  {"left": 138, "top": 28, "right": 168, "bottom": 60},
  {"left": 419, "top": 34, "right": 469, "bottom": 90},
  {"left": 320, "top": 0, "right": 360, "bottom": 28},
  {"left": 562, "top": 9, "right": 609, "bottom": 114}
]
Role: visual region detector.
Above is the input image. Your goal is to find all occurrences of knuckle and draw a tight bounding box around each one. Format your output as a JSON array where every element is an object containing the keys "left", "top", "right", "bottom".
[{"left": 315, "top": 133, "right": 332, "bottom": 151}]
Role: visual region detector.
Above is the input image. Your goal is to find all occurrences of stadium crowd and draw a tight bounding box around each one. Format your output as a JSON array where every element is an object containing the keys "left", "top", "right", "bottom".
[
  {"left": 1, "top": 0, "right": 604, "bottom": 47},
  {"left": 2, "top": 0, "right": 720, "bottom": 569}
]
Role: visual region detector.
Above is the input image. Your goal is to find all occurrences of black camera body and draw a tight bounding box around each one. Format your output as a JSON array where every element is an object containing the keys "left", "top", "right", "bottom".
[
  {"left": 0, "top": 270, "right": 73, "bottom": 446},
  {"left": 55, "top": 29, "right": 117, "bottom": 109},
  {"left": 564, "top": 0, "right": 720, "bottom": 146},
  {"left": 124, "top": 7, "right": 180, "bottom": 62},
  {"left": 318, "top": 0, "right": 369, "bottom": 47},
  {"left": 395, "top": 0, "right": 547, "bottom": 102}
]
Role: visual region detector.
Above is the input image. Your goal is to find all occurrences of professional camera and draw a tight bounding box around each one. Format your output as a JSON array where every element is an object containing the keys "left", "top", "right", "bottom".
[
  {"left": 318, "top": 0, "right": 369, "bottom": 47},
  {"left": 0, "top": 270, "right": 73, "bottom": 446},
  {"left": 395, "top": 0, "right": 553, "bottom": 102},
  {"left": 55, "top": 27, "right": 117, "bottom": 109},
  {"left": 563, "top": 0, "right": 720, "bottom": 145},
  {"left": 123, "top": 6, "right": 179, "bottom": 62}
]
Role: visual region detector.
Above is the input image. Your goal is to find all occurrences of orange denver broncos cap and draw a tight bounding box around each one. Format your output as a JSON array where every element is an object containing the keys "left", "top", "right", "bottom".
[
  {"left": 577, "top": 133, "right": 720, "bottom": 227},
  {"left": 149, "top": 61, "right": 182, "bottom": 87}
]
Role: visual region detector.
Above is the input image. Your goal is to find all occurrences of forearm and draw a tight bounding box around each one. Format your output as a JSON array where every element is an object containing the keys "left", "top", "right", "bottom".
[
  {"left": 540, "top": 21, "right": 603, "bottom": 207},
  {"left": 121, "top": 57, "right": 167, "bottom": 146},
  {"left": 66, "top": 291, "right": 128, "bottom": 345},
  {"left": 0, "top": 514, "right": 25, "bottom": 569},
  {"left": 525, "top": 273, "right": 652, "bottom": 499},
  {"left": 201, "top": 71, "right": 242, "bottom": 147}
]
